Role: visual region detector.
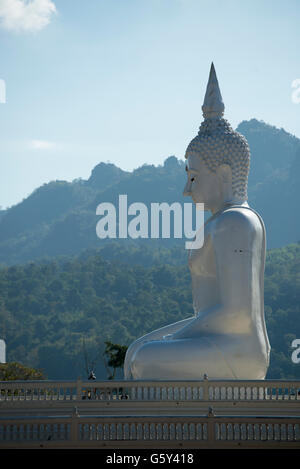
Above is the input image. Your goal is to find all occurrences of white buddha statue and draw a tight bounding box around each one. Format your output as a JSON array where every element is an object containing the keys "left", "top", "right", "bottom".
[{"left": 124, "top": 63, "right": 271, "bottom": 380}]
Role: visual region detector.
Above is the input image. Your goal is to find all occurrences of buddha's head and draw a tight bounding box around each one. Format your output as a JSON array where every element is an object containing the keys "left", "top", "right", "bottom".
[{"left": 183, "top": 63, "right": 250, "bottom": 212}]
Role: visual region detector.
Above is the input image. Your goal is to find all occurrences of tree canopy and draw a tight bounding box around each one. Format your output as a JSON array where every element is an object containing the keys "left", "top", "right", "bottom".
[{"left": 0, "top": 242, "right": 299, "bottom": 380}]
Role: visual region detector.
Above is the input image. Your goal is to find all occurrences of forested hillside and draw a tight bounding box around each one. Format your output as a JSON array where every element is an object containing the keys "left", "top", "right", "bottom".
[
  {"left": 0, "top": 242, "right": 299, "bottom": 380},
  {"left": 0, "top": 119, "right": 299, "bottom": 265}
]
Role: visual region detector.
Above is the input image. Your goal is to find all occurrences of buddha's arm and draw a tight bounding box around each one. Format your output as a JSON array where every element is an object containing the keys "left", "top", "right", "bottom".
[
  {"left": 124, "top": 316, "right": 195, "bottom": 378},
  {"left": 172, "top": 209, "right": 261, "bottom": 338}
]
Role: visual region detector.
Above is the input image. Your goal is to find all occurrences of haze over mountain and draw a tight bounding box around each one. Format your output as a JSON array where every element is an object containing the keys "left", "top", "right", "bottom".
[{"left": 0, "top": 118, "right": 299, "bottom": 266}]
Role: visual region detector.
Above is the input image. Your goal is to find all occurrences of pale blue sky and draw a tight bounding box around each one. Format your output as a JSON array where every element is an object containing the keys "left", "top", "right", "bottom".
[{"left": 0, "top": 0, "right": 299, "bottom": 208}]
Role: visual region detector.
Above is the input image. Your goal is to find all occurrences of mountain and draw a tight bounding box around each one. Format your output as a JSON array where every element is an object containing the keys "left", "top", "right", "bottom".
[
  {"left": 236, "top": 119, "right": 300, "bottom": 248},
  {"left": 0, "top": 119, "right": 299, "bottom": 265}
]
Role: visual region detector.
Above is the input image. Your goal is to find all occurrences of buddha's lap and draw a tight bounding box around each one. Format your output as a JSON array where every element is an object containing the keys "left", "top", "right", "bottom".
[{"left": 130, "top": 335, "right": 267, "bottom": 379}]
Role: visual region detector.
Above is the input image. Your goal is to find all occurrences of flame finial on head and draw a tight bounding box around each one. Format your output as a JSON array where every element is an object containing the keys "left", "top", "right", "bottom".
[{"left": 202, "top": 62, "right": 225, "bottom": 119}]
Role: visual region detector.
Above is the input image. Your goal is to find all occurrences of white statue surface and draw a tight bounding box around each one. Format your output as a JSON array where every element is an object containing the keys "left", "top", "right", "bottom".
[{"left": 124, "top": 63, "right": 271, "bottom": 380}]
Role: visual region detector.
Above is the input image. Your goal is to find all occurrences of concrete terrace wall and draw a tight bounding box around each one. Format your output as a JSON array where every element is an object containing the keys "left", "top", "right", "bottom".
[{"left": 1, "top": 378, "right": 300, "bottom": 448}]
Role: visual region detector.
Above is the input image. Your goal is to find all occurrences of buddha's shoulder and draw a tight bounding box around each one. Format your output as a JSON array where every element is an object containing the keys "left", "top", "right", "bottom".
[{"left": 213, "top": 206, "right": 263, "bottom": 234}]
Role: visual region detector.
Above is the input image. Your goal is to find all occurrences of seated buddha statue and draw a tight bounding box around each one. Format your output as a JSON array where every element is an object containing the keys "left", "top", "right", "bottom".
[{"left": 124, "top": 63, "right": 271, "bottom": 380}]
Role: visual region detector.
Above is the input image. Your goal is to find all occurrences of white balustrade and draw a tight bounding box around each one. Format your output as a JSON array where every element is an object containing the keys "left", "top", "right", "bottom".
[
  {"left": 1, "top": 378, "right": 300, "bottom": 403},
  {"left": 1, "top": 379, "right": 300, "bottom": 447}
]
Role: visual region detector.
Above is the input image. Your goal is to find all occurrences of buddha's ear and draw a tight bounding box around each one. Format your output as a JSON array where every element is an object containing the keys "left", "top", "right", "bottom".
[{"left": 216, "top": 164, "right": 232, "bottom": 184}]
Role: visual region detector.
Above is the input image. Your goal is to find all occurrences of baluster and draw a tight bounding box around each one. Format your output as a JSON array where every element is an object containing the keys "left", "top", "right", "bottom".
[
  {"left": 44, "top": 423, "right": 50, "bottom": 441},
  {"left": 123, "top": 423, "right": 128, "bottom": 440},
  {"left": 241, "top": 423, "right": 247, "bottom": 440},
  {"left": 156, "top": 423, "right": 162, "bottom": 440},
  {"left": 266, "top": 423, "right": 273, "bottom": 441},
  {"left": 214, "top": 423, "right": 220, "bottom": 441},
  {"left": 38, "top": 423, "right": 43, "bottom": 441},
  {"left": 14, "top": 424, "right": 19, "bottom": 441},
  {"left": 183, "top": 422, "right": 190, "bottom": 440},
  {"left": 110, "top": 423, "right": 116, "bottom": 440},
  {"left": 287, "top": 423, "right": 293, "bottom": 441},
  {"left": 188, "top": 422, "right": 195, "bottom": 440},
  {"left": 247, "top": 423, "right": 253, "bottom": 441},
  {"left": 233, "top": 423, "right": 240, "bottom": 440},
  {"left": 143, "top": 423, "right": 149, "bottom": 440},
  {"left": 264, "top": 386, "right": 268, "bottom": 400},
  {"left": 130, "top": 386, "right": 135, "bottom": 401},
  {"left": 253, "top": 423, "right": 258, "bottom": 441},
  {"left": 162, "top": 423, "right": 168, "bottom": 440},
  {"left": 103, "top": 423, "right": 109, "bottom": 440},
  {"left": 149, "top": 422, "right": 155, "bottom": 440},
  {"left": 21, "top": 423, "right": 26, "bottom": 442},
  {"left": 227, "top": 423, "right": 233, "bottom": 440},
  {"left": 130, "top": 423, "right": 136, "bottom": 440},
  {"left": 281, "top": 424, "right": 287, "bottom": 441},
  {"left": 294, "top": 424, "right": 300, "bottom": 441},
  {"left": 61, "top": 423, "right": 66, "bottom": 440},
  {"left": 281, "top": 387, "right": 285, "bottom": 400},
  {"left": 196, "top": 423, "right": 204, "bottom": 440},
  {"left": 262, "top": 423, "right": 267, "bottom": 440},
  {"left": 96, "top": 423, "right": 103, "bottom": 441},
  {"left": 137, "top": 422, "right": 143, "bottom": 440},
  {"left": 83, "top": 423, "right": 88, "bottom": 441},
  {"left": 89, "top": 423, "right": 94, "bottom": 440},
  {"left": 203, "top": 422, "right": 208, "bottom": 440},
  {"left": 2, "top": 424, "right": 7, "bottom": 441}
]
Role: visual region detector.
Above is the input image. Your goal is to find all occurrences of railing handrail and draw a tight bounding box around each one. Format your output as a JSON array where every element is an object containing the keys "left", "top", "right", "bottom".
[
  {"left": 1, "top": 378, "right": 300, "bottom": 385},
  {"left": 1, "top": 413, "right": 300, "bottom": 421}
]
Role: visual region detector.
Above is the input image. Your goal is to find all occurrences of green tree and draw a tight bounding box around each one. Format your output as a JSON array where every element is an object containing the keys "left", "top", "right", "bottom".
[
  {"left": 0, "top": 362, "right": 45, "bottom": 381},
  {"left": 103, "top": 342, "right": 128, "bottom": 380}
]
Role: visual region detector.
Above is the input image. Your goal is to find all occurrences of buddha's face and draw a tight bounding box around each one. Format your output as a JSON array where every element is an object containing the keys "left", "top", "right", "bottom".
[{"left": 183, "top": 153, "right": 223, "bottom": 211}]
